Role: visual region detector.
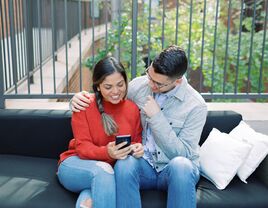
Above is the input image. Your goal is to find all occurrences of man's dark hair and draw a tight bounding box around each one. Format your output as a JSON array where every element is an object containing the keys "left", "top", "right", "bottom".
[{"left": 152, "top": 45, "right": 188, "bottom": 78}]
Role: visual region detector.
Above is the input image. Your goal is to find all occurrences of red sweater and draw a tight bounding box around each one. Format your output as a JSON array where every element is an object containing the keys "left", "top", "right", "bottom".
[{"left": 59, "top": 96, "right": 142, "bottom": 165}]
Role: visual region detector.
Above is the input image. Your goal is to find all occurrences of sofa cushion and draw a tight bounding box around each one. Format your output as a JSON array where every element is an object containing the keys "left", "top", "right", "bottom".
[
  {"left": 196, "top": 176, "right": 268, "bottom": 208},
  {"left": 140, "top": 176, "right": 268, "bottom": 208},
  {"left": 229, "top": 121, "right": 268, "bottom": 183},
  {"left": 200, "top": 128, "right": 252, "bottom": 190},
  {"left": 0, "top": 154, "right": 76, "bottom": 208}
]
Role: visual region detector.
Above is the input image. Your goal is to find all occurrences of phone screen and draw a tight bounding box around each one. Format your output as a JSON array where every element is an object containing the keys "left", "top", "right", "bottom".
[{"left": 115, "top": 135, "right": 131, "bottom": 149}]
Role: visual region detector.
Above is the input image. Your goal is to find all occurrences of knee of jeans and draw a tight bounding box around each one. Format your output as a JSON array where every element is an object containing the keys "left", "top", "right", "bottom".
[
  {"left": 169, "top": 156, "right": 194, "bottom": 177},
  {"left": 96, "top": 161, "right": 114, "bottom": 174},
  {"left": 114, "top": 156, "right": 138, "bottom": 174},
  {"left": 80, "top": 198, "right": 92, "bottom": 208}
]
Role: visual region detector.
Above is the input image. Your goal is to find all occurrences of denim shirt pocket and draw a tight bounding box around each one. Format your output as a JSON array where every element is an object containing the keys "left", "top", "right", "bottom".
[{"left": 167, "top": 117, "right": 184, "bottom": 135}]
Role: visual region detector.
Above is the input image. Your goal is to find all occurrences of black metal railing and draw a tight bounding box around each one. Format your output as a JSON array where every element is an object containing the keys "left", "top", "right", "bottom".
[{"left": 0, "top": 0, "right": 267, "bottom": 108}]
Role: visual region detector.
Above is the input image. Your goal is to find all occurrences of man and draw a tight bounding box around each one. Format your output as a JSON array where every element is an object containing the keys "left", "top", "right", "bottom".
[{"left": 71, "top": 45, "right": 207, "bottom": 208}]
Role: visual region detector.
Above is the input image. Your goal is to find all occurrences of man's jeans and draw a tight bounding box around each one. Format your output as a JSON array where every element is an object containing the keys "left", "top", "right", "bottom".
[
  {"left": 114, "top": 156, "right": 200, "bottom": 208},
  {"left": 57, "top": 156, "right": 116, "bottom": 208}
]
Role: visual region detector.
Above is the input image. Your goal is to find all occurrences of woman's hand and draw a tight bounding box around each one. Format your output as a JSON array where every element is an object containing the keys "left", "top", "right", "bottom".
[
  {"left": 131, "top": 143, "right": 144, "bottom": 158},
  {"left": 107, "top": 141, "right": 132, "bottom": 160}
]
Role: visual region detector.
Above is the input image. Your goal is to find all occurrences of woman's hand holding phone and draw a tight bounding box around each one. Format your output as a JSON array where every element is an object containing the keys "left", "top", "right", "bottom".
[{"left": 107, "top": 141, "right": 132, "bottom": 160}]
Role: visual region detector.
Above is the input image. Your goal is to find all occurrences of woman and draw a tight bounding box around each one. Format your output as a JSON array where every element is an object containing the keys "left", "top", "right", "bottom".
[{"left": 57, "top": 56, "right": 143, "bottom": 208}]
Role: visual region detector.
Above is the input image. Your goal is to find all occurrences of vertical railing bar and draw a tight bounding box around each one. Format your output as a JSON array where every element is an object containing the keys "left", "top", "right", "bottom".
[
  {"left": 32, "top": 2, "right": 36, "bottom": 81},
  {"left": 18, "top": 0, "right": 25, "bottom": 79},
  {"left": 84, "top": 2, "right": 87, "bottom": 33},
  {"left": 41, "top": 0, "right": 45, "bottom": 61},
  {"left": 175, "top": 0, "right": 179, "bottom": 45},
  {"left": 78, "top": 0, "right": 82, "bottom": 91},
  {"left": 161, "top": 0, "right": 166, "bottom": 49},
  {"left": 21, "top": 0, "right": 27, "bottom": 81},
  {"left": 247, "top": 0, "right": 257, "bottom": 93},
  {"left": 54, "top": 0, "right": 58, "bottom": 60},
  {"left": 14, "top": 0, "right": 21, "bottom": 81},
  {"left": 23, "top": 0, "right": 31, "bottom": 93},
  {"left": 18, "top": 0, "right": 24, "bottom": 79},
  {"left": 187, "top": 0, "right": 193, "bottom": 70},
  {"left": 9, "top": 0, "right": 18, "bottom": 93},
  {"left": 43, "top": 1, "right": 47, "bottom": 63},
  {"left": 33, "top": 20, "right": 36, "bottom": 67},
  {"left": 64, "top": 0, "right": 69, "bottom": 94},
  {"left": 131, "top": 0, "right": 138, "bottom": 79},
  {"left": 33, "top": 24, "right": 36, "bottom": 67},
  {"left": 51, "top": 0, "right": 56, "bottom": 93},
  {"left": 223, "top": 0, "right": 232, "bottom": 94},
  {"left": 4, "top": 0, "right": 12, "bottom": 88},
  {"left": 0, "top": 0, "right": 8, "bottom": 90},
  {"left": 211, "top": 0, "right": 220, "bottom": 94},
  {"left": 0, "top": 25, "right": 5, "bottom": 108},
  {"left": 200, "top": 0, "right": 207, "bottom": 93},
  {"left": 235, "top": 0, "right": 244, "bottom": 94},
  {"left": 118, "top": 0, "right": 121, "bottom": 62},
  {"left": 105, "top": 0, "right": 108, "bottom": 53},
  {"left": 258, "top": 0, "right": 268, "bottom": 94},
  {"left": 37, "top": 0, "right": 43, "bottom": 94},
  {"left": 91, "top": 0, "right": 95, "bottom": 65},
  {"left": 147, "top": 0, "right": 152, "bottom": 67}
]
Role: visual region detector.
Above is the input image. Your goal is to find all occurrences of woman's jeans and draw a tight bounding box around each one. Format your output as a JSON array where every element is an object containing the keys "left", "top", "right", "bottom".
[
  {"left": 57, "top": 156, "right": 116, "bottom": 208},
  {"left": 114, "top": 156, "right": 200, "bottom": 208}
]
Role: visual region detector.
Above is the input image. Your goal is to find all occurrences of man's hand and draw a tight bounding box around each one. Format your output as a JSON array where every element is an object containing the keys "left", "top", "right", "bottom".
[
  {"left": 71, "top": 91, "right": 92, "bottom": 112},
  {"left": 107, "top": 141, "right": 132, "bottom": 160},
  {"left": 131, "top": 143, "right": 144, "bottom": 158},
  {"left": 142, "top": 95, "right": 160, "bottom": 118}
]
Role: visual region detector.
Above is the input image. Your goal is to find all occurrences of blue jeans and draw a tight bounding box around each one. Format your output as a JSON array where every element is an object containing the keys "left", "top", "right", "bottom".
[
  {"left": 57, "top": 156, "right": 116, "bottom": 208},
  {"left": 114, "top": 156, "right": 200, "bottom": 208}
]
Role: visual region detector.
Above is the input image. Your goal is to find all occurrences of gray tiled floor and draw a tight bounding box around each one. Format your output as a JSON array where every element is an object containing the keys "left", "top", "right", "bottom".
[{"left": 244, "top": 120, "right": 268, "bottom": 135}]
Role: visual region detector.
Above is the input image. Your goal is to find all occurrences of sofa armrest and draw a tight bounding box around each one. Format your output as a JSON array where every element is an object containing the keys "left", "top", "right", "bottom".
[{"left": 199, "top": 111, "right": 242, "bottom": 146}]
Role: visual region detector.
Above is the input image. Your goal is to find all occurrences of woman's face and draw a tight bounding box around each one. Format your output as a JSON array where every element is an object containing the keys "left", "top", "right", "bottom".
[{"left": 98, "top": 72, "right": 127, "bottom": 104}]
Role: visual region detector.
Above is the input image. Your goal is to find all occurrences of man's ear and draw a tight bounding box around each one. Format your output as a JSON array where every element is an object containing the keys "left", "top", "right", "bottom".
[{"left": 174, "top": 78, "right": 183, "bottom": 86}]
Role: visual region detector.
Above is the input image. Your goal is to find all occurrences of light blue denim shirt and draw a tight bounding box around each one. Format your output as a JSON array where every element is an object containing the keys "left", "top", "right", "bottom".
[
  {"left": 127, "top": 75, "right": 207, "bottom": 172},
  {"left": 143, "top": 87, "right": 177, "bottom": 167}
]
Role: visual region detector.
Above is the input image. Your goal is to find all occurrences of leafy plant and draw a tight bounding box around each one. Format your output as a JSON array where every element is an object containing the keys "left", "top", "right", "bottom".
[{"left": 84, "top": 0, "right": 268, "bottom": 99}]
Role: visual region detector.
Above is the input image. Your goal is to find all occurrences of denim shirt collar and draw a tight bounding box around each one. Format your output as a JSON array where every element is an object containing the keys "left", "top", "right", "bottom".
[{"left": 172, "top": 76, "right": 187, "bottom": 101}]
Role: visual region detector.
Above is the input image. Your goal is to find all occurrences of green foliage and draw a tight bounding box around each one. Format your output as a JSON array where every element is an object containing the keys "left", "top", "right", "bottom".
[{"left": 84, "top": 0, "right": 268, "bottom": 96}]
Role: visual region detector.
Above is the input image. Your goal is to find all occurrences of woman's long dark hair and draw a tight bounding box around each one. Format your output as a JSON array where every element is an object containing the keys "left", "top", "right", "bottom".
[{"left": 92, "top": 56, "right": 128, "bottom": 136}]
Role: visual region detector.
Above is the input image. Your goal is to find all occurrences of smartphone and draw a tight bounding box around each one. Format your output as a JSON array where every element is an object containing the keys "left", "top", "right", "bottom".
[{"left": 115, "top": 135, "right": 131, "bottom": 149}]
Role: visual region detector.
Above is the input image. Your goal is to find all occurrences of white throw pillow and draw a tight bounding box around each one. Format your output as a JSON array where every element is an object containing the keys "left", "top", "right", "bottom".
[
  {"left": 200, "top": 128, "right": 252, "bottom": 190},
  {"left": 229, "top": 121, "right": 268, "bottom": 183}
]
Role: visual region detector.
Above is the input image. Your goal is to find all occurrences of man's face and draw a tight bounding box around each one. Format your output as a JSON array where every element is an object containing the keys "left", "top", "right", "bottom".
[{"left": 146, "top": 66, "right": 179, "bottom": 93}]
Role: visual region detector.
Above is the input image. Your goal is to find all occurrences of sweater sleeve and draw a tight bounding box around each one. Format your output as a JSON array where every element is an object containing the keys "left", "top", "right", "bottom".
[{"left": 71, "top": 110, "right": 114, "bottom": 164}]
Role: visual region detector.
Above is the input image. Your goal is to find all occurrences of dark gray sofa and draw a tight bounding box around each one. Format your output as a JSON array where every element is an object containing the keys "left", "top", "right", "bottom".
[{"left": 0, "top": 109, "right": 267, "bottom": 208}]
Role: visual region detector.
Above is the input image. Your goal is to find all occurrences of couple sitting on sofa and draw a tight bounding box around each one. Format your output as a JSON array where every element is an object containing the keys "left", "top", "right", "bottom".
[{"left": 58, "top": 45, "right": 207, "bottom": 208}]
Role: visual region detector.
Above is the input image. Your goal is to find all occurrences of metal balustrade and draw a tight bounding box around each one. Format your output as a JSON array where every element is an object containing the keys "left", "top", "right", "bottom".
[{"left": 0, "top": 0, "right": 267, "bottom": 109}]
